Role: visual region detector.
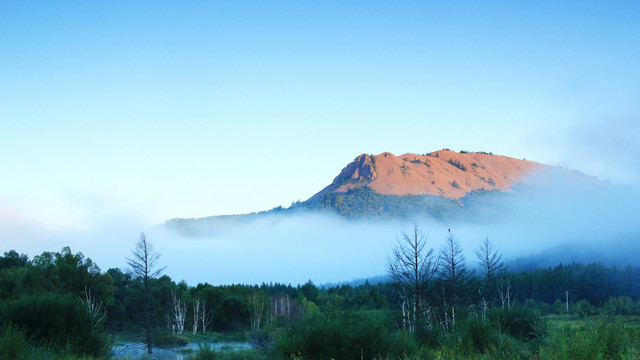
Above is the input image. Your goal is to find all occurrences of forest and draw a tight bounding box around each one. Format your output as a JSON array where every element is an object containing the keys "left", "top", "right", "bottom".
[
  {"left": 2, "top": 229, "right": 640, "bottom": 360},
  {"left": 165, "top": 186, "right": 506, "bottom": 237}
]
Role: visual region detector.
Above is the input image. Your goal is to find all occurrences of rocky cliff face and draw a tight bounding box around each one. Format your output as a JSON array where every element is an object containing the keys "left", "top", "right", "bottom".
[
  {"left": 330, "top": 154, "right": 378, "bottom": 186},
  {"left": 321, "top": 150, "right": 549, "bottom": 199}
]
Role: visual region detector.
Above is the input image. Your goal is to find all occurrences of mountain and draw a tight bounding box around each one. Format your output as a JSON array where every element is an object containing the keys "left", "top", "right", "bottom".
[
  {"left": 165, "top": 150, "right": 596, "bottom": 235},
  {"left": 312, "top": 150, "right": 548, "bottom": 200}
]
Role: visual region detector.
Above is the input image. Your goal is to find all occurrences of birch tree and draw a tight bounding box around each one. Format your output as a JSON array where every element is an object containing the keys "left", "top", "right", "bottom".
[
  {"left": 80, "top": 286, "right": 107, "bottom": 332},
  {"left": 249, "top": 292, "right": 266, "bottom": 330},
  {"left": 200, "top": 298, "right": 211, "bottom": 333},
  {"left": 169, "top": 290, "right": 186, "bottom": 334},
  {"left": 192, "top": 297, "right": 201, "bottom": 334}
]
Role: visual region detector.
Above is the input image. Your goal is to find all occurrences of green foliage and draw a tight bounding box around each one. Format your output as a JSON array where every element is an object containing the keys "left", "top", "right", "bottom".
[
  {"left": 0, "top": 323, "right": 32, "bottom": 360},
  {"left": 541, "top": 317, "right": 640, "bottom": 360},
  {"left": 198, "top": 286, "right": 251, "bottom": 332},
  {"left": 489, "top": 305, "right": 546, "bottom": 342},
  {"left": 506, "top": 263, "right": 640, "bottom": 308},
  {"left": 0, "top": 250, "right": 29, "bottom": 271},
  {"left": 447, "top": 158, "right": 467, "bottom": 171},
  {"left": 0, "top": 293, "right": 111, "bottom": 357},
  {"left": 303, "top": 186, "right": 463, "bottom": 220},
  {"left": 277, "top": 310, "right": 412, "bottom": 360},
  {"left": 191, "top": 343, "right": 268, "bottom": 360},
  {"left": 4, "top": 240, "right": 640, "bottom": 360},
  {"left": 0, "top": 247, "right": 115, "bottom": 306},
  {"left": 457, "top": 316, "right": 499, "bottom": 354},
  {"left": 602, "top": 296, "right": 638, "bottom": 315},
  {"left": 155, "top": 331, "right": 190, "bottom": 347},
  {"left": 573, "top": 300, "right": 596, "bottom": 318},
  {"left": 300, "top": 280, "right": 319, "bottom": 304}
]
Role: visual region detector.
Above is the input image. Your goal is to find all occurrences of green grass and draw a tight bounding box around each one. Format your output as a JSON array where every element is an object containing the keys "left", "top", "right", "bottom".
[
  {"left": 546, "top": 314, "right": 640, "bottom": 329},
  {"left": 189, "top": 343, "right": 266, "bottom": 360},
  {"left": 539, "top": 316, "right": 640, "bottom": 360}
]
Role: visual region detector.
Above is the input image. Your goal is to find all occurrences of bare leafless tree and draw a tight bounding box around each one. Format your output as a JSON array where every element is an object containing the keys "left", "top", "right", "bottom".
[
  {"left": 388, "top": 224, "right": 438, "bottom": 331},
  {"left": 438, "top": 232, "right": 473, "bottom": 331},
  {"left": 80, "top": 286, "right": 107, "bottom": 332},
  {"left": 168, "top": 290, "right": 186, "bottom": 334},
  {"left": 127, "top": 232, "right": 165, "bottom": 354},
  {"left": 200, "top": 298, "right": 211, "bottom": 333},
  {"left": 475, "top": 237, "right": 506, "bottom": 309}
]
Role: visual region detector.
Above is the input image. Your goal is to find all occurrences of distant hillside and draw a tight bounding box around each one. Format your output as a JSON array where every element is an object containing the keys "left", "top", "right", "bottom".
[{"left": 165, "top": 150, "right": 597, "bottom": 235}]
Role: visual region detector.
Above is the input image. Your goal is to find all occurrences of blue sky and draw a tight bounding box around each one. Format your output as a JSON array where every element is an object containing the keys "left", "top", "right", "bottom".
[{"left": 1, "top": 1, "right": 639, "bottom": 231}]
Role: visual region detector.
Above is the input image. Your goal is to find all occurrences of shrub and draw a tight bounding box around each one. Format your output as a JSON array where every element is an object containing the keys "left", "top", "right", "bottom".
[
  {"left": 156, "top": 332, "right": 190, "bottom": 347},
  {"left": 447, "top": 159, "right": 467, "bottom": 171},
  {"left": 0, "top": 293, "right": 111, "bottom": 357},
  {"left": 573, "top": 300, "right": 596, "bottom": 318},
  {"left": 457, "top": 316, "right": 498, "bottom": 354},
  {"left": 0, "top": 323, "right": 32, "bottom": 360},
  {"left": 601, "top": 296, "right": 637, "bottom": 315},
  {"left": 276, "top": 310, "right": 411, "bottom": 360},
  {"left": 489, "top": 305, "right": 546, "bottom": 342},
  {"left": 250, "top": 328, "right": 273, "bottom": 352}
]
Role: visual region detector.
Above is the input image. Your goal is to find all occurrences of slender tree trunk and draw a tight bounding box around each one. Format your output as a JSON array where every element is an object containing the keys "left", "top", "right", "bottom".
[
  {"left": 201, "top": 299, "right": 209, "bottom": 333},
  {"left": 193, "top": 298, "right": 200, "bottom": 334},
  {"left": 145, "top": 279, "right": 152, "bottom": 354},
  {"left": 127, "top": 233, "right": 164, "bottom": 355}
]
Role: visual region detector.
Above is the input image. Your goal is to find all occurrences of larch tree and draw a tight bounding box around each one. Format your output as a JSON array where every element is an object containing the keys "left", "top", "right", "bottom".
[
  {"left": 127, "top": 232, "right": 165, "bottom": 354},
  {"left": 387, "top": 224, "right": 439, "bottom": 331},
  {"left": 438, "top": 231, "right": 473, "bottom": 331},
  {"left": 475, "top": 237, "right": 506, "bottom": 312}
]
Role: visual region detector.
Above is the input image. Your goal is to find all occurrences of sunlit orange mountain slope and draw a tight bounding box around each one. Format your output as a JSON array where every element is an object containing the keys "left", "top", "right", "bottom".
[{"left": 316, "top": 150, "right": 550, "bottom": 199}]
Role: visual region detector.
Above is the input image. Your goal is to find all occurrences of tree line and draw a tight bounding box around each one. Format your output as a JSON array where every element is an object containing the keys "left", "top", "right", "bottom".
[{"left": 2, "top": 229, "right": 640, "bottom": 358}]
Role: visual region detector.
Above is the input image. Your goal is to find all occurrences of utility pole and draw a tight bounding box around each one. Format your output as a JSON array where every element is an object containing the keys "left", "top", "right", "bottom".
[{"left": 566, "top": 290, "right": 569, "bottom": 315}]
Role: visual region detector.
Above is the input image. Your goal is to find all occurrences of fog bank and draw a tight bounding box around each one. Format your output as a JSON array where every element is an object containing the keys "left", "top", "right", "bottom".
[{"left": 2, "top": 175, "right": 639, "bottom": 286}]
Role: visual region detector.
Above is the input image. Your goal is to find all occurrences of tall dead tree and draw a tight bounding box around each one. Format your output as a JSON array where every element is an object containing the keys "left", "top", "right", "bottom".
[
  {"left": 438, "top": 231, "right": 473, "bottom": 331},
  {"left": 388, "top": 224, "right": 438, "bottom": 331},
  {"left": 127, "top": 233, "right": 165, "bottom": 354},
  {"left": 475, "top": 237, "right": 507, "bottom": 310}
]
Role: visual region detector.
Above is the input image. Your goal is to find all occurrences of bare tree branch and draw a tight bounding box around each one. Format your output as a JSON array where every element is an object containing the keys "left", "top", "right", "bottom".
[
  {"left": 127, "top": 233, "right": 165, "bottom": 354},
  {"left": 387, "top": 224, "right": 438, "bottom": 331},
  {"left": 438, "top": 232, "right": 473, "bottom": 331},
  {"left": 475, "top": 237, "right": 507, "bottom": 308}
]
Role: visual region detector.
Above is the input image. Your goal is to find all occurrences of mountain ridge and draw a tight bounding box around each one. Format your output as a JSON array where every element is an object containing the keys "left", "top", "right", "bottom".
[
  {"left": 314, "top": 150, "right": 549, "bottom": 200},
  {"left": 165, "top": 150, "right": 598, "bottom": 235}
]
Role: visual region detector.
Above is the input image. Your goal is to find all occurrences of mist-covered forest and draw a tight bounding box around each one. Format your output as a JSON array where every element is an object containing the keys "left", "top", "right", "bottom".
[{"left": 2, "top": 228, "right": 640, "bottom": 360}]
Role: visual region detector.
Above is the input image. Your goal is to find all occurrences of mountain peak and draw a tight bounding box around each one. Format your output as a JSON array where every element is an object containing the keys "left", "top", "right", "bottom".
[{"left": 320, "top": 151, "right": 547, "bottom": 199}]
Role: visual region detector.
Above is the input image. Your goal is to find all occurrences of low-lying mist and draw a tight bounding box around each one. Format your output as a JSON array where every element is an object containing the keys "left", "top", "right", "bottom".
[{"left": 3, "top": 171, "right": 639, "bottom": 286}]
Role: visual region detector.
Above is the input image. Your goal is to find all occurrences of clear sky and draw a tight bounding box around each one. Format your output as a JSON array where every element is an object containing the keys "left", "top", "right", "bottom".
[{"left": 1, "top": 2, "right": 639, "bottom": 254}]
